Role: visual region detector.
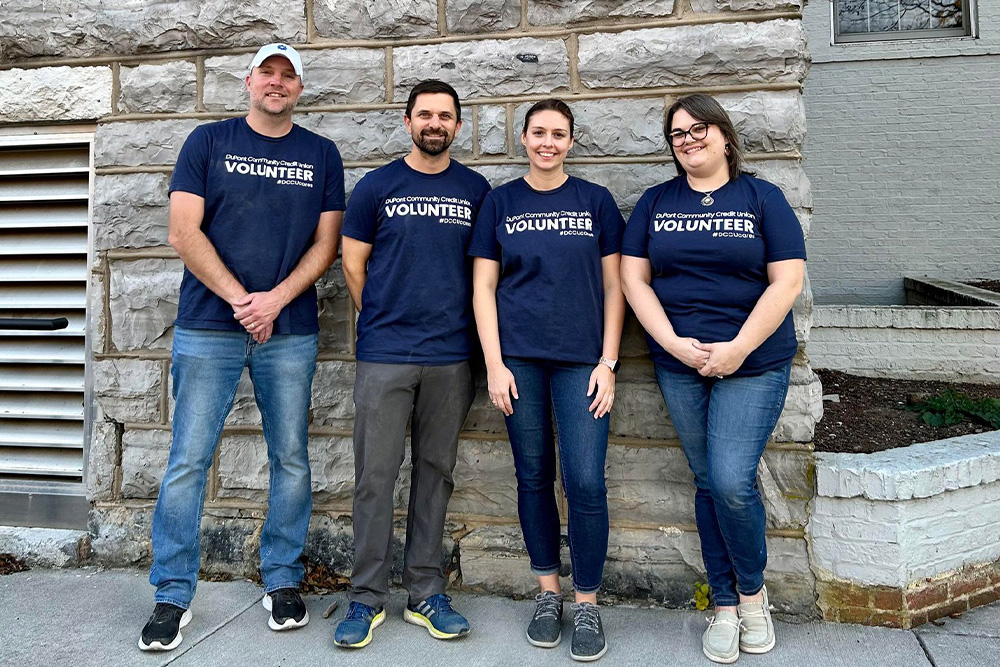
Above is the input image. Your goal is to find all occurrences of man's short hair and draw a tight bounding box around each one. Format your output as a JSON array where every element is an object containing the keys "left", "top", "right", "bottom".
[{"left": 404, "top": 80, "right": 462, "bottom": 122}]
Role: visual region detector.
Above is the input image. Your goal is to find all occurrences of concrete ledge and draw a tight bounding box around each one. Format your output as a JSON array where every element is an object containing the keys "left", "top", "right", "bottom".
[
  {"left": 816, "top": 432, "right": 1000, "bottom": 501},
  {"left": 0, "top": 527, "right": 90, "bottom": 568},
  {"left": 809, "top": 432, "right": 1000, "bottom": 628},
  {"left": 813, "top": 305, "right": 1000, "bottom": 330},
  {"left": 905, "top": 276, "right": 1000, "bottom": 308}
]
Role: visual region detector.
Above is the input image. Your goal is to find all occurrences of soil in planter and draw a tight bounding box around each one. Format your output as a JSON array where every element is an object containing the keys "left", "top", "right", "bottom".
[
  {"left": 966, "top": 279, "right": 1000, "bottom": 294},
  {"left": 814, "top": 369, "right": 1000, "bottom": 454}
]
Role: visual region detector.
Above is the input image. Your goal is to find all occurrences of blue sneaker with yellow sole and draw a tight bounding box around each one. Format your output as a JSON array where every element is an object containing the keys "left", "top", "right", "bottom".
[
  {"left": 403, "top": 594, "right": 471, "bottom": 639},
  {"left": 334, "top": 601, "right": 385, "bottom": 648}
]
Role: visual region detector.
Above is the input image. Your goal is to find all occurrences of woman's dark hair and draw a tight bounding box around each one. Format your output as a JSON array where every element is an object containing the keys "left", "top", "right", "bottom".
[
  {"left": 664, "top": 93, "right": 745, "bottom": 182},
  {"left": 522, "top": 98, "right": 574, "bottom": 137},
  {"left": 405, "top": 80, "right": 462, "bottom": 122}
]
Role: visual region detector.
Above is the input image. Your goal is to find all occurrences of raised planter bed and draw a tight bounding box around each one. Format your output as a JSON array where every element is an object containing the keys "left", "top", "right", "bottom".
[
  {"left": 809, "top": 276, "right": 1000, "bottom": 384},
  {"left": 905, "top": 277, "right": 1000, "bottom": 308},
  {"left": 808, "top": 431, "right": 1000, "bottom": 628}
]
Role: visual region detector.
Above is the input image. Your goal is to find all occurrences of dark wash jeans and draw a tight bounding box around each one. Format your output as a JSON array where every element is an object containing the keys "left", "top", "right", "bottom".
[
  {"left": 654, "top": 362, "right": 792, "bottom": 607},
  {"left": 503, "top": 357, "right": 610, "bottom": 594}
]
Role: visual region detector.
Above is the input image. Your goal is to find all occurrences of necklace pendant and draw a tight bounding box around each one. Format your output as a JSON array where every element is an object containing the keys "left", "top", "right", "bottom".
[{"left": 700, "top": 194, "right": 714, "bottom": 206}]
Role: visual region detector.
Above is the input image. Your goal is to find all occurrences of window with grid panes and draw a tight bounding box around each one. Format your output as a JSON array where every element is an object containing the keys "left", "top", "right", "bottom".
[{"left": 834, "top": 0, "right": 974, "bottom": 43}]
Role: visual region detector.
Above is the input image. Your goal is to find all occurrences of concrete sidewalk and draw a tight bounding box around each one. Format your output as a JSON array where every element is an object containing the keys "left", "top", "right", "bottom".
[{"left": 1, "top": 568, "right": 997, "bottom": 667}]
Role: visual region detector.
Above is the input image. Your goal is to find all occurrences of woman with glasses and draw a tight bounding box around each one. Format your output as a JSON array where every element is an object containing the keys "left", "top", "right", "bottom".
[
  {"left": 620, "top": 93, "right": 805, "bottom": 664},
  {"left": 469, "top": 98, "right": 625, "bottom": 662}
]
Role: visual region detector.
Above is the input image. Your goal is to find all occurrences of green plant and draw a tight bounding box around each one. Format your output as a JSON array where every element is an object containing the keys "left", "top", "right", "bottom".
[
  {"left": 693, "top": 582, "right": 711, "bottom": 611},
  {"left": 906, "top": 389, "right": 1000, "bottom": 429}
]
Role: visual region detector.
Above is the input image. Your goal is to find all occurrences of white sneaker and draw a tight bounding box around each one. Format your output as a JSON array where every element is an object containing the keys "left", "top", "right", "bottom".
[
  {"left": 702, "top": 609, "right": 741, "bottom": 664},
  {"left": 738, "top": 585, "right": 775, "bottom": 654}
]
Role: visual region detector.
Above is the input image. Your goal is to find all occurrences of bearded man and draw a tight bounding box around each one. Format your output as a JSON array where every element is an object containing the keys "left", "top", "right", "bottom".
[{"left": 334, "top": 80, "right": 491, "bottom": 648}]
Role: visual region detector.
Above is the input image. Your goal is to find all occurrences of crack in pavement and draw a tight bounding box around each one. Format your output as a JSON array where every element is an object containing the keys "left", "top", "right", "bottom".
[
  {"left": 914, "top": 630, "right": 939, "bottom": 667},
  {"left": 161, "top": 594, "right": 265, "bottom": 665}
]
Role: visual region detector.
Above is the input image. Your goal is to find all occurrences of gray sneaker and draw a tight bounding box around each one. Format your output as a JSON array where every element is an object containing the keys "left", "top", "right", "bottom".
[
  {"left": 570, "top": 602, "right": 607, "bottom": 662},
  {"left": 738, "top": 585, "right": 775, "bottom": 653},
  {"left": 702, "top": 609, "right": 741, "bottom": 664},
  {"left": 526, "top": 590, "right": 563, "bottom": 648}
]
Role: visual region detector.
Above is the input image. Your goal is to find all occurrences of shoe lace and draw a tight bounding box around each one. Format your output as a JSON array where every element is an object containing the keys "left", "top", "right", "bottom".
[
  {"left": 533, "top": 592, "right": 562, "bottom": 620},
  {"left": 571, "top": 602, "right": 601, "bottom": 633},
  {"left": 424, "top": 593, "right": 456, "bottom": 615},
  {"left": 271, "top": 588, "right": 298, "bottom": 606},
  {"left": 346, "top": 601, "right": 375, "bottom": 621},
  {"left": 738, "top": 603, "right": 767, "bottom": 619},
  {"left": 151, "top": 603, "right": 182, "bottom": 622},
  {"left": 706, "top": 614, "right": 743, "bottom": 632}
]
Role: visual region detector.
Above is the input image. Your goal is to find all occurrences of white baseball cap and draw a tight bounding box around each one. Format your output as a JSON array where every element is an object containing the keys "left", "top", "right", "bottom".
[{"left": 248, "top": 43, "right": 303, "bottom": 78}]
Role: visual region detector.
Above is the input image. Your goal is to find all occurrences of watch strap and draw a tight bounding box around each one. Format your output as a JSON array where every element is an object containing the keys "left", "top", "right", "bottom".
[{"left": 599, "top": 356, "right": 620, "bottom": 374}]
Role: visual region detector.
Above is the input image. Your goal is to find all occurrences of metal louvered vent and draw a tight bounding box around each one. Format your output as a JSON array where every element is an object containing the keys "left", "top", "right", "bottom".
[{"left": 0, "top": 134, "right": 92, "bottom": 529}]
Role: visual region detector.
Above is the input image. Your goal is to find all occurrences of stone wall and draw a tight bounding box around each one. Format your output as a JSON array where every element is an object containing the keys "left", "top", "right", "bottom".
[
  {"left": 809, "top": 305, "right": 1000, "bottom": 384},
  {"left": 1, "top": 1, "right": 820, "bottom": 614},
  {"left": 809, "top": 433, "right": 1000, "bottom": 628}
]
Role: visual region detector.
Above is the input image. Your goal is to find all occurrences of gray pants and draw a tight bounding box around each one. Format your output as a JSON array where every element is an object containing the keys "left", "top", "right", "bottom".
[{"left": 349, "top": 360, "right": 475, "bottom": 608}]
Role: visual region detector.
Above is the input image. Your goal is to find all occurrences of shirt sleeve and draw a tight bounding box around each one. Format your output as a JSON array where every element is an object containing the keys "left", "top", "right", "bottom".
[
  {"left": 467, "top": 192, "right": 501, "bottom": 260},
  {"left": 321, "top": 142, "right": 346, "bottom": 212},
  {"left": 597, "top": 187, "right": 625, "bottom": 256},
  {"left": 621, "top": 189, "right": 653, "bottom": 258},
  {"left": 168, "top": 126, "right": 210, "bottom": 197},
  {"left": 341, "top": 174, "right": 378, "bottom": 243},
  {"left": 759, "top": 184, "right": 807, "bottom": 263}
]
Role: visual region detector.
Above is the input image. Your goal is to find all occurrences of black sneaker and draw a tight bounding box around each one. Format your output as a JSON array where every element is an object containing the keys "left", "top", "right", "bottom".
[
  {"left": 570, "top": 602, "right": 607, "bottom": 662},
  {"left": 526, "top": 590, "right": 563, "bottom": 648},
  {"left": 262, "top": 588, "right": 309, "bottom": 630},
  {"left": 138, "top": 602, "right": 192, "bottom": 651}
]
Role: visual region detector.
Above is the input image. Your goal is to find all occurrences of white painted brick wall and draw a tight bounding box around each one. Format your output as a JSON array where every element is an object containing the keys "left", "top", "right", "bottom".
[
  {"left": 808, "top": 432, "right": 1000, "bottom": 587},
  {"left": 809, "top": 305, "right": 1000, "bottom": 383},
  {"left": 816, "top": 433, "right": 1000, "bottom": 501}
]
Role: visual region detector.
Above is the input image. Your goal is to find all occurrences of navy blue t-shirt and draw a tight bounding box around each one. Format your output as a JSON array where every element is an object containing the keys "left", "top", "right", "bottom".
[
  {"left": 342, "top": 158, "right": 491, "bottom": 364},
  {"left": 621, "top": 174, "right": 806, "bottom": 376},
  {"left": 169, "top": 118, "right": 346, "bottom": 334},
  {"left": 468, "top": 176, "right": 625, "bottom": 364}
]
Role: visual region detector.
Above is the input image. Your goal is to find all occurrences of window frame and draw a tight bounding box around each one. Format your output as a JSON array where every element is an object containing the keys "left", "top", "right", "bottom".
[{"left": 832, "top": 0, "right": 976, "bottom": 44}]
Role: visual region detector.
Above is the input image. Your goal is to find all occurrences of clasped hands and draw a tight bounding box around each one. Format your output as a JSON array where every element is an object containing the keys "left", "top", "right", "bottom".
[
  {"left": 232, "top": 289, "right": 286, "bottom": 344},
  {"left": 670, "top": 337, "right": 749, "bottom": 378}
]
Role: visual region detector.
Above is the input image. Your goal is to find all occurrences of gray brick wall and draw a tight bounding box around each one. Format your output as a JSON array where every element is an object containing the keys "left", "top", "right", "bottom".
[{"left": 802, "top": 1, "right": 1000, "bottom": 304}]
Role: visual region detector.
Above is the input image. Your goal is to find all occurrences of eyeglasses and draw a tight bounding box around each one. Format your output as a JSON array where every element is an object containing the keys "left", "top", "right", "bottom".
[{"left": 667, "top": 122, "right": 711, "bottom": 147}]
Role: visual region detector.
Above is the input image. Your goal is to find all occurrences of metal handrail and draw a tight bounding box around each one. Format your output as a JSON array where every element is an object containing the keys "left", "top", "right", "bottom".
[{"left": 0, "top": 317, "right": 70, "bottom": 331}]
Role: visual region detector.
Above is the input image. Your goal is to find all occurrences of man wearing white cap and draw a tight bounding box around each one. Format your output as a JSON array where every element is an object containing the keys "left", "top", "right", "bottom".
[{"left": 139, "top": 43, "right": 345, "bottom": 651}]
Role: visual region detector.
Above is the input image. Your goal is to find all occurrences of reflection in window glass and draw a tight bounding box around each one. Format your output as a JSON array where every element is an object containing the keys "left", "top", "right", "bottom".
[{"left": 838, "top": 0, "right": 965, "bottom": 36}]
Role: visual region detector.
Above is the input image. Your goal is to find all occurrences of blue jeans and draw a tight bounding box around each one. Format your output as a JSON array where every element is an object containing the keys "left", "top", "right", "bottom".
[
  {"left": 503, "top": 357, "right": 609, "bottom": 594},
  {"left": 654, "top": 363, "right": 791, "bottom": 607},
  {"left": 150, "top": 326, "right": 318, "bottom": 609}
]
